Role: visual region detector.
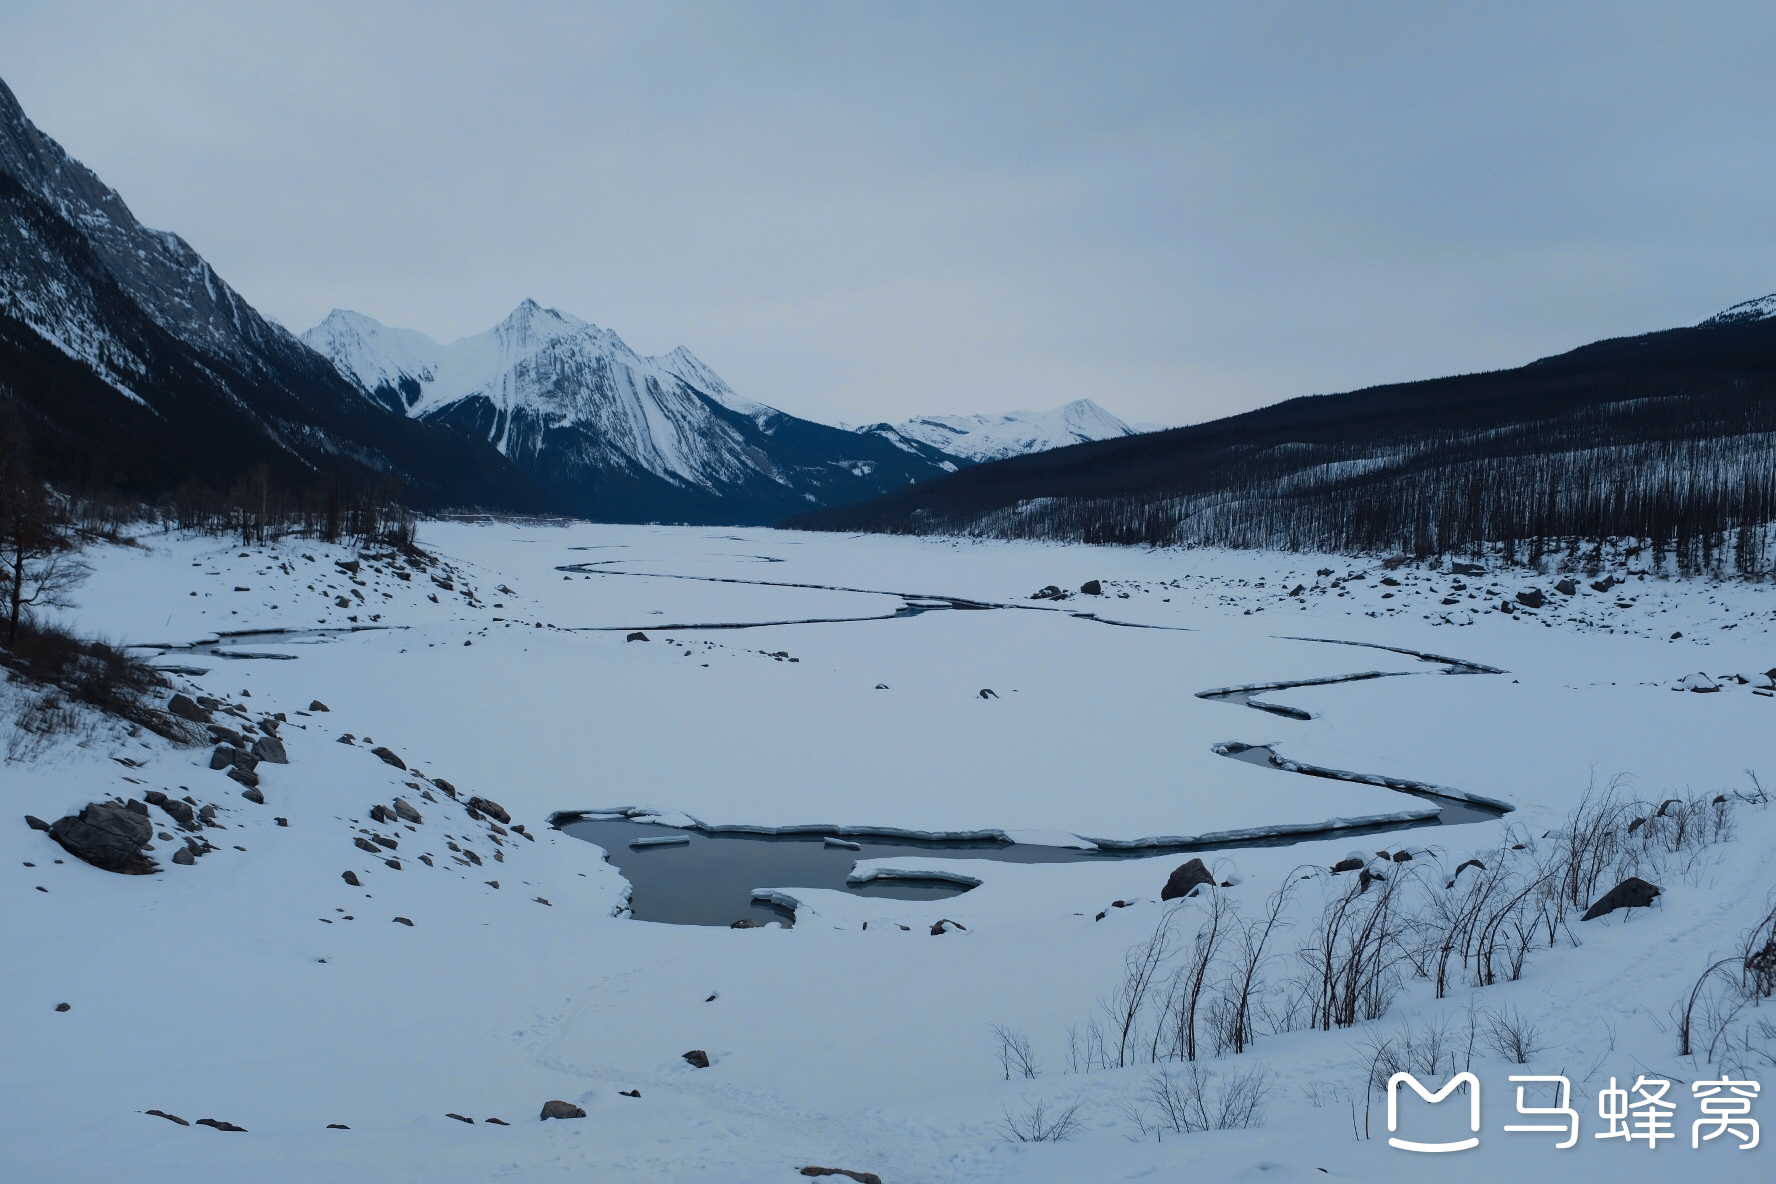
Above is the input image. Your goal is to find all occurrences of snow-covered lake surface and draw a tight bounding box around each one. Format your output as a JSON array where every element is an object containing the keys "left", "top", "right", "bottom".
[{"left": 5, "top": 522, "right": 1775, "bottom": 1182}]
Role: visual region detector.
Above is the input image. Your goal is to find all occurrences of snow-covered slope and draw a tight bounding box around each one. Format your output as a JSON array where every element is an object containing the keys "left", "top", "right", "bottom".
[
  {"left": 1701, "top": 292, "right": 1776, "bottom": 326},
  {"left": 302, "top": 304, "right": 961, "bottom": 524},
  {"left": 855, "top": 398, "right": 1142, "bottom": 463}
]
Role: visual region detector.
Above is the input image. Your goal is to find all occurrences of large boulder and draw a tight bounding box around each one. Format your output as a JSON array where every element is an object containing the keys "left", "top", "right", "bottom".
[
  {"left": 539, "top": 1100, "right": 586, "bottom": 1120},
  {"left": 49, "top": 802, "right": 155, "bottom": 872},
  {"left": 393, "top": 797, "right": 423, "bottom": 823},
  {"left": 1080, "top": 580, "right": 1103, "bottom": 595},
  {"left": 1676, "top": 672, "right": 1720, "bottom": 693},
  {"left": 1160, "top": 857, "right": 1215, "bottom": 900},
  {"left": 1554, "top": 578, "right": 1578, "bottom": 596},
  {"left": 167, "top": 694, "right": 211, "bottom": 723},
  {"left": 1515, "top": 588, "right": 1546, "bottom": 609},
  {"left": 467, "top": 796, "right": 511, "bottom": 824},
  {"left": 1582, "top": 877, "right": 1661, "bottom": 921},
  {"left": 251, "top": 735, "right": 288, "bottom": 764},
  {"left": 370, "top": 746, "right": 406, "bottom": 770}
]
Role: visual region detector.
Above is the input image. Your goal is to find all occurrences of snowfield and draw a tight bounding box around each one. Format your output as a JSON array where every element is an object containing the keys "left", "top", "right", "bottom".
[{"left": 4, "top": 521, "right": 1775, "bottom": 1183}]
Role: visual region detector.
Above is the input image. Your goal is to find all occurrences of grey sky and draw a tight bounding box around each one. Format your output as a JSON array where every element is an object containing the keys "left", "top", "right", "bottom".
[{"left": 3, "top": 1, "right": 1773, "bottom": 427}]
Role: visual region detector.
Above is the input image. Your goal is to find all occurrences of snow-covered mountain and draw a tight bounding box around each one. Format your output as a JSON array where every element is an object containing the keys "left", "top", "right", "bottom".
[
  {"left": 302, "top": 305, "right": 959, "bottom": 523},
  {"left": 851, "top": 399, "right": 1142, "bottom": 464}
]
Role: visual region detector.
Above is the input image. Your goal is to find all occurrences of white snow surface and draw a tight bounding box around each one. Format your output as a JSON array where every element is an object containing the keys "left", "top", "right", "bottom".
[
  {"left": 1700, "top": 292, "right": 1776, "bottom": 326},
  {"left": 862, "top": 399, "right": 1141, "bottom": 463},
  {"left": 6, "top": 523, "right": 1776, "bottom": 1182}
]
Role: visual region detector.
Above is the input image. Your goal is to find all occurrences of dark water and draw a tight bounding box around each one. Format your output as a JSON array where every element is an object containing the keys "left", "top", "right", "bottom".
[{"left": 556, "top": 803, "right": 1495, "bottom": 927}]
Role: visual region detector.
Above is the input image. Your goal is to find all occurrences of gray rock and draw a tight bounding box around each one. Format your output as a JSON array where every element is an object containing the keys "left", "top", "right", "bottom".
[
  {"left": 682, "top": 1050, "right": 711, "bottom": 1069},
  {"left": 432, "top": 778, "right": 457, "bottom": 797},
  {"left": 626, "top": 632, "right": 648, "bottom": 642},
  {"left": 309, "top": 700, "right": 330, "bottom": 712},
  {"left": 384, "top": 858, "right": 401, "bottom": 870},
  {"left": 227, "top": 765, "right": 260, "bottom": 789},
  {"left": 1161, "top": 857, "right": 1215, "bottom": 900},
  {"left": 48, "top": 802, "right": 154, "bottom": 872},
  {"left": 1583, "top": 877, "right": 1661, "bottom": 921},
  {"left": 540, "top": 1100, "right": 586, "bottom": 1120},
  {"left": 369, "top": 804, "right": 392, "bottom": 824},
  {"left": 195, "top": 1118, "right": 247, "bottom": 1131},
  {"left": 1554, "top": 577, "right": 1578, "bottom": 596},
  {"left": 146, "top": 1109, "right": 188, "bottom": 1125},
  {"left": 799, "top": 1168, "right": 883, "bottom": 1184},
  {"left": 206, "top": 724, "right": 246, "bottom": 747},
  {"left": 1080, "top": 579, "right": 1102, "bottom": 595},
  {"left": 25, "top": 814, "right": 50, "bottom": 832},
  {"left": 372, "top": 835, "right": 398, "bottom": 849},
  {"left": 393, "top": 797, "right": 423, "bottom": 824},
  {"left": 342, "top": 870, "right": 361, "bottom": 886},
  {"left": 168, "top": 694, "right": 211, "bottom": 723},
  {"left": 353, "top": 837, "right": 381, "bottom": 854},
  {"left": 1515, "top": 588, "right": 1546, "bottom": 609},
  {"left": 370, "top": 746, "right": 406, "bottom": 769},
  {"left": 240, "top": 787, "right": 265, "bottom": 805},
  {"left": 210, "top": 745, "right": 238, "bottom": 770},
  {"left": 251, "top": 735, "right": 288, "bottom": 764},
  {"left": 1331, "top": 857, "right": 1365, "bottom": 873},
  {"left": 730, "top": 918, "right": 764, "bottom": 929},
  {"left": 172, "top": 847, "right": 195, "bottom": 865},
  {"left": 392, "top": 916, "right": 413, "bottom": 926},
  {"left": 467, "top": 797, "right": 511, "bottom": 824},
  {"left": 55, "top": 1002, "right": 70, "bottom": 1012}
]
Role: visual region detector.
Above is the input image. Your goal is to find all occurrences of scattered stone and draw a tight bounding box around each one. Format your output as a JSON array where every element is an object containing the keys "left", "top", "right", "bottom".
[
  {"left": 392, "top": 916, "right": 413, "bottom": 926},
  {"left": 1160, "top": 858, "right": 1215, "bottom": 900},
  {"left": 1671, "top": 631, "right": 1683, "bottom": 640},
  {"left": 626, "top": 631, "right": 648, "bottom": 642},
  {"left": 309, "top": 700, "right": 330, "bottom": 712},
  {"left": 48, "top": 802, "right": 155, "bottom": 872},
  {"left": 173, "top": 848, "right": 195, "bottom": 865},
  {"left": 800, "top": 1168, "right": 883, "bottom": 1184},
  {"left": 467, "top": 796, "right": 510, "bottom": 824},
  {"left": 369, "top": 804, "right": 392, "bottom": 824},
  {"left": 1676, "top": 672, "right": 1719, "bottom": 692},
  {"left": 55, "top": 1002, "right": 70, "bottom": 1012},
  {"left": 195, "top": 1118, "right": 247, "bottom": 1132},
  {"left": 539, "top": 1099, "right": 587, "bottom": 1120},
  {"left": 1451, "top": 562, "right": 1487, "bottom": 575},
  {"left": 393, "top": 797, "right": 423, "bottom": 823},
  {"left": 1330, "top": 857, "right": 1365, "bottom": 873},
  {"left": 207, "top": 724, "right": 246, "bottom": 747},
  {"left": 1111, "top": 900, "right": 1130, "bottom": 908},
  {"left": 930, "top": 918, "right": 965, "bottom": 934},
  {"left": 485, "top": 1117, "right": 510, "bottom": 1125},
  {"left": 146, "top": 1109, "right": 188, "bottom": 1125},
  {"left": 534, "top": 897, "right": 551, "bottom": 906},
  {"left": 251, "top": 735, "right": 288, "bottom": 764},
  {"left": 683, "top": 1050, "right": 711, "bottom": 1069},
  {"left": 25, "top": 814, "right": 50, "bottom": 832},
  {"left": 1583, "top": 876, "right": 1662, "bottom": 921},
  {"left": 168, "top": 693, "right": 211, "bottom": 723},
  {"left": 370, "top": 746, "right": 406, "bottom": 769},
  {"left": 342, "top": 871, "right": 361, "bottom": 886},
  {"left": 337, "top": 735, "right": 355, "bottom": 745},
  {"left": 1515, "top": 588, "right": 1546, "bottom": 609},
  {"left": 227, "top": 766, "right": 260, "bottom": 790},
  {"left": 1080, "top": 579, "right": 1102, "bottom": 595},
  {"left": 275, "top": 817, "right": 287, "bottom": 827},
  {"left": 1391, "top": 850, "right": 1413, "bottom": 862},
  {"left": 445, "top": 1113, "right": 474, "bottom": 1124},
  {"left": 418, "top": 854, "right": 434, "bottom": 866},
  {"left": 240, "top": 787, "right": 265, "bottom": 805},
  {"left": 978, "top": 688, "right": 998, "bottom": 699},
  {"left": 353, "top": 837, "right": 381, "bottom": 854},
  {"left": 1095, "top": 911, "right": 1106, "bottom": 921},
  {"left": 1554, "top": 577, "right": 1578, "bottom": 596},
  {"left": 210, "top": 746, "right": 237, "bottom": 770},
  {"left": 384, "top": 858, "right": 401, "bottom": 870},
  {"left": 1030, "top": 584, "right": 1066, "bottom": 600},
  {"left": 619, "top": 1089, "right": 640, "bottom": 1098},
  {"left": 326, "top": 1123, "right": 349, "bottom": 1129},
  {"left": 1454, "top": 858, "right": 1486, "bottom": 875}
]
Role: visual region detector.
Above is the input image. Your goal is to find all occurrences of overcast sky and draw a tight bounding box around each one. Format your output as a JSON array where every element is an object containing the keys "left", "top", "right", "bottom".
[{"left": 3, "top": 2, "right": 1773, "bottom": 428}]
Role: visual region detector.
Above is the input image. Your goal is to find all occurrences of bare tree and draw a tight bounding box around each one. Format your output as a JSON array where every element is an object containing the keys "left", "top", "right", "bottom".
[{"left": 0, "top": 447, "right": 86, "bottom": 643}]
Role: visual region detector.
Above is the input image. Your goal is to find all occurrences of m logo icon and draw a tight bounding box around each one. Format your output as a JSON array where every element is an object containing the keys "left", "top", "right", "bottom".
[{"left": 1387, "top": 1072, "right": 1481, "bottom": 1152}]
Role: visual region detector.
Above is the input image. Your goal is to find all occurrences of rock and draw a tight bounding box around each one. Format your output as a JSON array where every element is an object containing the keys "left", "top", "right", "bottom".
[
  {"left": 1451, "top": 562, "right": 1487, "bottom": 575},
  {"left": 199, "top": 803, "right": 218, "bottom": 821},
  {"left": 342, "top": 870, "right": 361, "bottom": 886},
  {"left": 392, "top": 916, "right": 413, "bottom": 926},
  {"left": 446, "top": 1113, "right": 474, "bottom": 1124},
  {"left": 370, "top": 746, "right": 406, "bottom": 769},
  {"left": 393, "top": 797, "right": 423, "bottom": 823},
  {"left": 227, "top": 765, "right": 260, "bottom": 790},
  {"left": 1079, "top": 579, "right": 1102, "bottom": 595},
  {"left": 1391, "top": 850, "right": 1413, "bottom": 862},
  {"left": 485, "top": 1117, "right": 510, "bottom": 1125},
  {"left": 626, "top": 631, "right": 648, "bottom": 642},
  {"left": 1290, "top": 583, "right": 1306, "bottom": 596},
  {"left": 353, "top": 837, "right": 381, "bottom": 854},
  {"left": 539, "top": 1099, "right": 587, "bottom": 1120},
  {"left": 327, "top": 1123, "right": 349, "bottom": 1129},
  {"left": 800, "top": 1169, "right": 884, "bottom": 1184},
  {"left": 25, "top": 814, "right": 50, "bottom": 832},
  {"left": 1454, "top": 858, "right": 1486, "bottom": 875},
  {"left": 1160, "top": 857, "right": 1215, "bottom": 900},
  {"left": 978, "top": 688, "right": 998, "bottom": 699},
  {"left": 930, "top": 918, "right": 966, "bottom": 934},
  {"left": 419, "top": 854, "right": 433, "bottom": 866},
  {"left": 240, "top": 787, "right": 265, "bottom": 805},
  {"left": 55, "top": 1002, "right": 70, "bottom": 1012},
  {"left": 1554, "top": 578, "right": 1578, "bottom": 596},
  {"left": 207, "top": 724, "right": 246, "bottom": 747},
  {"left": 369, "top": 804, "right": 392, "bottom": 824},
  {"left": 1030, "top": 584, "right": 1066, "bottom": 600},
  {"left": 731, "top": 918, "right": 763, "bottom": 929},
  {"left": 1583, "top": 876, "right": 1662, "bottom": 921},
  {"left": 683, "top": 1050, "right": 711, "bottom": 1068},
  {"left": 485, "top": 880, "right": 499, "bottom": 889},
  {"left": 195, "top": 1118, "right": 247, "bottom": 1132},
  {"left": 433, "top": 778, "right": 457, "bottom": 797},
  {"left": 619, "top": 1090, "right": 640, "bottom": 1098},
  {"left": 251, "top": 735, "right": 288, "bottom": 764},
  {"left": 168, "top": 693, "right": 211, "bottom": 723},
  {"left": 309, "top": 700, "right": 330, "bottom": 712},
  {"left": 173, "top": 848, "right": 195, "bottom": 865},
  {"left": 1330, "top": 857, "right": 1365, "bottom": 873},
  {"left": 1671, "top": 631, "right": 1683, "bottom": 640},
  {"left": 467, "top": 796, "right": 511, "bottom": 824},
  {"left": 1515, "top": 588, "right": 1545, "bottom": 609},
  {"left": 1677, "top": 672, "right": 1719, "bottom": 692},
  {"left": 210, "top": 746, "right": 238, "bottom": 770},
  {"left": 384, "top": 858, "right": 401, "bottom": 870},
  {"left": 146, "top": 1109, "right": 188, "bottom": 1125},
  {"left": 534, "top": 897, "right": 551, "bottom": 906},
  {"left": 48, "top": 802, "right": 154, "bottom": 872}
]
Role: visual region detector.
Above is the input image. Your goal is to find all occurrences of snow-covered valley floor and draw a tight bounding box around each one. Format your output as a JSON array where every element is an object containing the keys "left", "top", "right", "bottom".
[{"left": 5, "top": 522, "right": 1775, "bottom": 1183}]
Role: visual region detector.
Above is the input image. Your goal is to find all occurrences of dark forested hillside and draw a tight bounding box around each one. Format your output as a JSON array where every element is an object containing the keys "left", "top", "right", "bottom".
[{"left": 785, "top": 302, "right": 1776, "bottom": 571}]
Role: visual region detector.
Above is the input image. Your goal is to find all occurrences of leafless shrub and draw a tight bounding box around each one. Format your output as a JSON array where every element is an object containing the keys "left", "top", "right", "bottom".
[
  {"left": 1480, "top": 1005, "right": 1546, "bottom": 1063},
  {"left": 995, "top": 1096, "right": 1085, "bottom": 1142},
  {"left": 990, "top": 1023, "right": 1040, "bottom": 1080},
  {"left": 1123, "top": 1063, "right": 1271, "bottom": 1137}
]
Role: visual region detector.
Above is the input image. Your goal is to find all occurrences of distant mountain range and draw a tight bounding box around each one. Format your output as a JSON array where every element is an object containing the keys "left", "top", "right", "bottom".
[
  {"left": 843, "top": 400, "right": 1140, "bottom": 464},
  {"left": 790, "top": 294, "right": 1776, "bottom": 562},
  {"left": 0, "top": 72, "right": 1138, "bottom": 523}
]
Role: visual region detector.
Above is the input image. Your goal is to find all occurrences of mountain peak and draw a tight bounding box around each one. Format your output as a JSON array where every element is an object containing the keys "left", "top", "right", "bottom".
[{"left": 1700, "top": 293, "right": 1776, "bottom": 327}]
